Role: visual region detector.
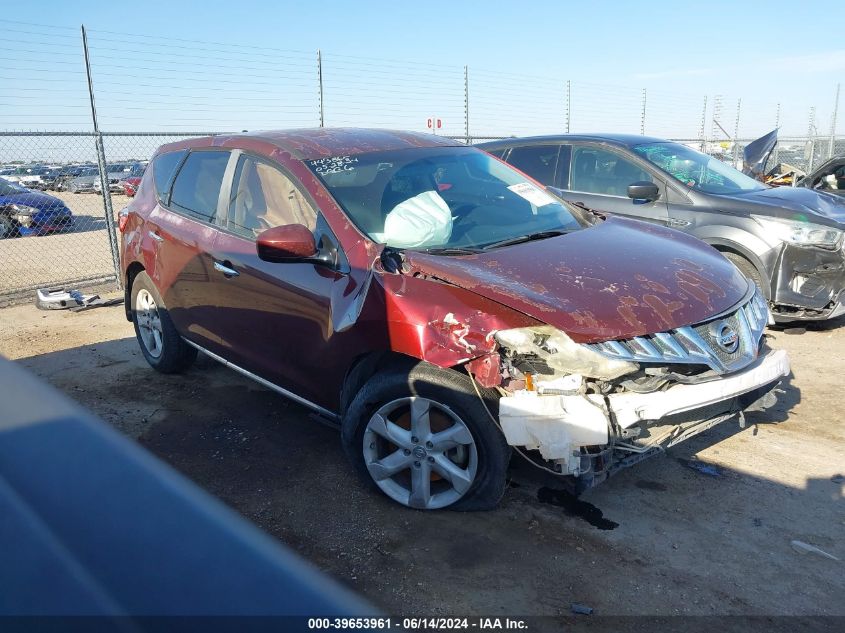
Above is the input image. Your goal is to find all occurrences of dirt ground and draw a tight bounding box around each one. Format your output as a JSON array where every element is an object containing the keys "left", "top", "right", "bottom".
[{"left": 1, "top": 300, "right": 843, "bottom": 618}]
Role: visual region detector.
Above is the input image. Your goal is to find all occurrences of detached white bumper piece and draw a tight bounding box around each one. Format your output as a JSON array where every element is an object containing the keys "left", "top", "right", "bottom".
[{"left": 498, "top": 349, "right": 790, "bottom": 470}]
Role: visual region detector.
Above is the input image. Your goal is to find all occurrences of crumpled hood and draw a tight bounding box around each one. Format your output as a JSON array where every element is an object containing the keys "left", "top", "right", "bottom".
[
  {"left": 0, "top": 191, "right": 68, "bottom": 211},
  {"left": 723, "top": 186, "right": 845, "bottom": 225},
  {"left": 403, "top": 216, "right": 749, "bottom": 343}
]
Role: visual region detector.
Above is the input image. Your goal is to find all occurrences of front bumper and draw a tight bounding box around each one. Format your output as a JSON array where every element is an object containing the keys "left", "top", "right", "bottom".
[
  {"left": 772, "top": 242, "right": 845, "bottom": 321},
  {"left": 498, "top": 348, "right": 790, "bottom": 472}
]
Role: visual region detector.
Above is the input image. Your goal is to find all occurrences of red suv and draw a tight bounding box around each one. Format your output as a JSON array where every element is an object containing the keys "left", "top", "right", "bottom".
[{"left": 120, "top": 129, "right": 790, "bottom": 510}]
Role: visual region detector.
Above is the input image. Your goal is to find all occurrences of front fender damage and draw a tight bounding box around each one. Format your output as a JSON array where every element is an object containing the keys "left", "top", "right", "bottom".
[{"left": 376, "top": 258, "right": 787, "bottom": 491}]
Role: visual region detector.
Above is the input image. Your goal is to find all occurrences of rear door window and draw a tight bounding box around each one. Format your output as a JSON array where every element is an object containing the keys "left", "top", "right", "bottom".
[
  {"left": 169, "top": 151, "right": 230, "bottom": 223},
  {"left": 506, "top": 145, "right": 560, "bottom": 186},
  {"left": 227, "top": 155, "right": 317, "bottom": 239}
]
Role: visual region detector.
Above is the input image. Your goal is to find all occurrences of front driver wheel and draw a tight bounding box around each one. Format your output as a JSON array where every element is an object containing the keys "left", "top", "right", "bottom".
[
  {"left": 342, "top": 363, "right": 510, "bottom": 511},
  {"left": 724, "top": 252, "right": 769, "bottom": 300},
  {"left": 131, "top": 271, "right": 197, "bottom": 373}
]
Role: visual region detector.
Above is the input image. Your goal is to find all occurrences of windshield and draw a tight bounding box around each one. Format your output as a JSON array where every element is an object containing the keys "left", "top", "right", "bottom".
[
  {"left": 0, "top": 178, "right": 27, "bottom": 195},
  {"left": 306, "top": 146, "right": 585, "bottom": 251},
  {"left": 633, "top": 142, "right": 767, "bottom": 195}
]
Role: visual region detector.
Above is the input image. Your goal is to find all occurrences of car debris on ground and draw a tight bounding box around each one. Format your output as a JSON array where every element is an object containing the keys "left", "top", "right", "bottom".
[{"left": 35, "top": 287, "right": 122, "bottom": 312}]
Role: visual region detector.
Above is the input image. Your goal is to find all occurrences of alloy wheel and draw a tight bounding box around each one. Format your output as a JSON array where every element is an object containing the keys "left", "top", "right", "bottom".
[
  {"left": 135, "top": 288, "right": 164, "bottom": 359},
  {"left": 363, "top": 396, "right": 478, "bottom": 509}
]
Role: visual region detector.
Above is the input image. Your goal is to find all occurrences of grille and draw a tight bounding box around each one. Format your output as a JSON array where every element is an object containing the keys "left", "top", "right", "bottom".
[{"left": 587, "top": 288, "right": 769, "bottom": 375}]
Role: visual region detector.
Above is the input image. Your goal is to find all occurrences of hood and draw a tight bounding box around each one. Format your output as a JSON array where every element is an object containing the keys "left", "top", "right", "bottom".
[
  {"left": 742, "top": 129, "right": 778, "bottom": 178},
  {"left": 720, "top": 186, "right": 845, "bottom": 225},
  {"left": 0, "top": 191, "right": 67, "bottom": 210},
  {"left": 403, "top": 216, "right": 749, "bottom": 343}
]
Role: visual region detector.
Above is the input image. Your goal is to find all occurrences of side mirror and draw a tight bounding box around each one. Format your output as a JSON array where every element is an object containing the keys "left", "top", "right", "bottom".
[
  {"left": 256, "top": 224, "right": 318, "bottom": 263},
  {"left": 627, "top": 181, "right": 660, "bottom": 202}
]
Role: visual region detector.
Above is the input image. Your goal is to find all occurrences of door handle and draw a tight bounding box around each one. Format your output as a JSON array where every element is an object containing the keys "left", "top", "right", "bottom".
[
  {"left": 213, "top": 260, "right": 239, "bottom": 277},
  {"left": 148, "top": 230, "right": 164, "bottom": 242}
]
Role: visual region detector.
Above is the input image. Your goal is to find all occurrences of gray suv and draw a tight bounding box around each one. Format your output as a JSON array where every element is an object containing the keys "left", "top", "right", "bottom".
[{"left": 480, "top": 134, "right": 845, "bottom": 321}]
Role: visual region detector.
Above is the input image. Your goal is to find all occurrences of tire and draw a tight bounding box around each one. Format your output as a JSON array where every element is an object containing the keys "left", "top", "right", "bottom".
[
  {"left": 723, "top": 252, "right": 769, "bottom": 299},
  {"left": 342, "top": 362, "right": 510, "bottom": 511},
  {"left": 0, "top": 215, "right": 18, "bottom": 239},
  {"left": 130, "top": 271, "right": 197, "bottom": 373}
]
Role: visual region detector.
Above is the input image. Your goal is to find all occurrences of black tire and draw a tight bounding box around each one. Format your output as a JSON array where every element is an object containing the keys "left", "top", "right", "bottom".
[
  {"left": 723, "top": 252, "right": 769, "bottom": 299},
  {"left": 130, "top": 271, "right": 197, "bottom": 373},
  {"left": 0, "top": 215, "right": 18, "bottom": 239},
  {"left": 342, "top": 362, "right": 510, "bottom": 511}
]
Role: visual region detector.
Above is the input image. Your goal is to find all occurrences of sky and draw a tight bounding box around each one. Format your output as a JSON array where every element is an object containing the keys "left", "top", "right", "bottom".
[{"left": 2, "top": 0, "right": 842, "bottom": 145}]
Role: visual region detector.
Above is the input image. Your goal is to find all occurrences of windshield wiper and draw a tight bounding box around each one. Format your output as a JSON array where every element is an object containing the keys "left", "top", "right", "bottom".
[
  {"left": 481, "top": 229, "right": 571, "bottom": 250},
  {"left": 421, "top": 246, "right": 482, "bottom": 255}
]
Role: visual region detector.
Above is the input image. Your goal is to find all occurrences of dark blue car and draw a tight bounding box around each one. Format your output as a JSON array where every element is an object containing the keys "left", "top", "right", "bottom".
[{"left": 0, "top": 177, "right": 74, "bottom": 238}]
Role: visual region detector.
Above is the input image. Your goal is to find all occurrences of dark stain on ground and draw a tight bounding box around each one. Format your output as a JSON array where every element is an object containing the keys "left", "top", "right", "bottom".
[
  {"left": 537, "top": 487, "right": 619, "bottom": 530},
  {"left": 635, "top": 480, "right": 668, "bottom": 491}
]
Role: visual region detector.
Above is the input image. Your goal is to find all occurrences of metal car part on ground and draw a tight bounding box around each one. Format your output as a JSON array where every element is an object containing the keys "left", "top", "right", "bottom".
[
  {"left": 480, "top": 133, "right": 845, "bottom": 322},
  {"left": 120, "top": 128, "right": 790, "bottom": 510}
]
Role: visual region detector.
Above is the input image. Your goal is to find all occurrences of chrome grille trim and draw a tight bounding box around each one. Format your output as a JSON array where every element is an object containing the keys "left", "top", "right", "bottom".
[{"left": 587, "top": 288, "right": 770, "bottom": 375}]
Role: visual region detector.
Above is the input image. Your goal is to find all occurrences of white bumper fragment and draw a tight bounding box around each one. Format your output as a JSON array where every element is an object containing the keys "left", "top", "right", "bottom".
[{"left": 497, "top": 349, "right": 790, "bottom": 466}]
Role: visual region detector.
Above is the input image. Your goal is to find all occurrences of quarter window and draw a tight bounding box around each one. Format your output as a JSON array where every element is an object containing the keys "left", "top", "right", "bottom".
[
  {"left": 506, "top": 145, "right": 559, "bottom": 185},
  {"left": 227, "top": 156, "right": 317, "bottom": 238},
  {"left": 152, "top": 149, "right": 187, "bottom": 204},
  {"left": 570, "top": 146, "right": 653, "bottom": 197},
  {"left": 169, "top": 151, "right": 230, "bottom": 222}
]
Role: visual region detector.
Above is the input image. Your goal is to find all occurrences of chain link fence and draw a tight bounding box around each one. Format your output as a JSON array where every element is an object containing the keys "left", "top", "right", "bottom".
[{"left": 0, "top": 133, "right": 209, "bottom": 303}]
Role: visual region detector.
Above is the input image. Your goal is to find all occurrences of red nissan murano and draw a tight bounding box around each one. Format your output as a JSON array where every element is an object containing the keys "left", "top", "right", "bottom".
[{"left": 119, "top": 128, "right": 790, "bottom": 510}]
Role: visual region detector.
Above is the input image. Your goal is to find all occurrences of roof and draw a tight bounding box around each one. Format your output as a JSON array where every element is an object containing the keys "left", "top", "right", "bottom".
[
  {"left": 477, "top": 133, "right": 671, "bottom": 149},
  {"left": 156, "top": 128, "right": 464, "bottom": 161}
]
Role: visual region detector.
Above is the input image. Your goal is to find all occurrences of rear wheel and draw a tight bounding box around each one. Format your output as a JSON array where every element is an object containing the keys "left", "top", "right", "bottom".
[
  {"left": 723, "top": 252, "right": 768, "bottom": 299},
  {"left": 342, "top": 363, "right": 510, "bottom": 511},
  {"left": 131, "top": 271, "right": 197, "bottom": 373}
]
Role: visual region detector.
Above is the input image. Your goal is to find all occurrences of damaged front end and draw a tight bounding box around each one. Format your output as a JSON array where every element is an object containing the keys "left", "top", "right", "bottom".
[{"left": 487, "top": 286, "right": 790, "bottom": 491}]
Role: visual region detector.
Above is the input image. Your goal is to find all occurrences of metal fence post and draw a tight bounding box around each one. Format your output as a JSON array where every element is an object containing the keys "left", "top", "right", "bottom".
[
  {"left": 463, "top": 65, "right": 470, "bottom": 144},
  {"left": 640, "top": 88, "right": 647, "bottom": 135},
  {"left": 81, "top": 25, "right": 121, "bottom": 290},
  {"left": 773, "top": 103, "right": 781, "bottom": 166},
  {"left": 565, "top": 80, "right": 571, "bottom": 133},
  {"left": 807, "top": 107, "right": 817, "bottom": 171},
  {"left": 732, "top": 98, "right": 742, "bottom": 165},
  {"left": 829, "top": 83, "right": 840, "bottom": 160},
  {"left": 317, "top": 49, "right": 325, "bottom": 128},
  {"left": 698, "top": 95, "right": 708, "bottom": 151}
]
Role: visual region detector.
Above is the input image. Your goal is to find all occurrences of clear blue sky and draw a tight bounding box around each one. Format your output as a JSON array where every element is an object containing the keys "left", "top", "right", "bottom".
[{"left": 2, "top": 0, "right": 842, "bottom": 139}]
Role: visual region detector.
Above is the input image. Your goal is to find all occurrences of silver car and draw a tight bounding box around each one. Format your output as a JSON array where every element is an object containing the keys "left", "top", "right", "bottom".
[{"left": 481, "top": 134, "right": 845, "bottom": 322}]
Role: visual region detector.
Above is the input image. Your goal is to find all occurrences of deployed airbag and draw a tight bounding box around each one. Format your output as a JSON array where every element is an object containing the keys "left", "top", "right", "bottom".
[{"left": 381, "top": 190, "right": 452, "bottom": 248}]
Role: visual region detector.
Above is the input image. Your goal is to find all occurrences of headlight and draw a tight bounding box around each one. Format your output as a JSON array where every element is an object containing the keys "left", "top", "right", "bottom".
[
  {"left": 10, "top": 204, "right": 39, "bottom": 222},
  {"left": 494, "top": 325, "right": 638, "bottom": 381},
  {"left": 752, "top": 215, "right": 843, "bottom": 250}
]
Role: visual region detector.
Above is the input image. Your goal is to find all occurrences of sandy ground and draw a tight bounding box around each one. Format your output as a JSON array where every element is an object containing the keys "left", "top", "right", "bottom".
[
  {"left": 0, "top": 191, "right": 129, "bottom": 299},
  {"left": 0, "top": 301, "right": 843, "bottom": 619}
]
